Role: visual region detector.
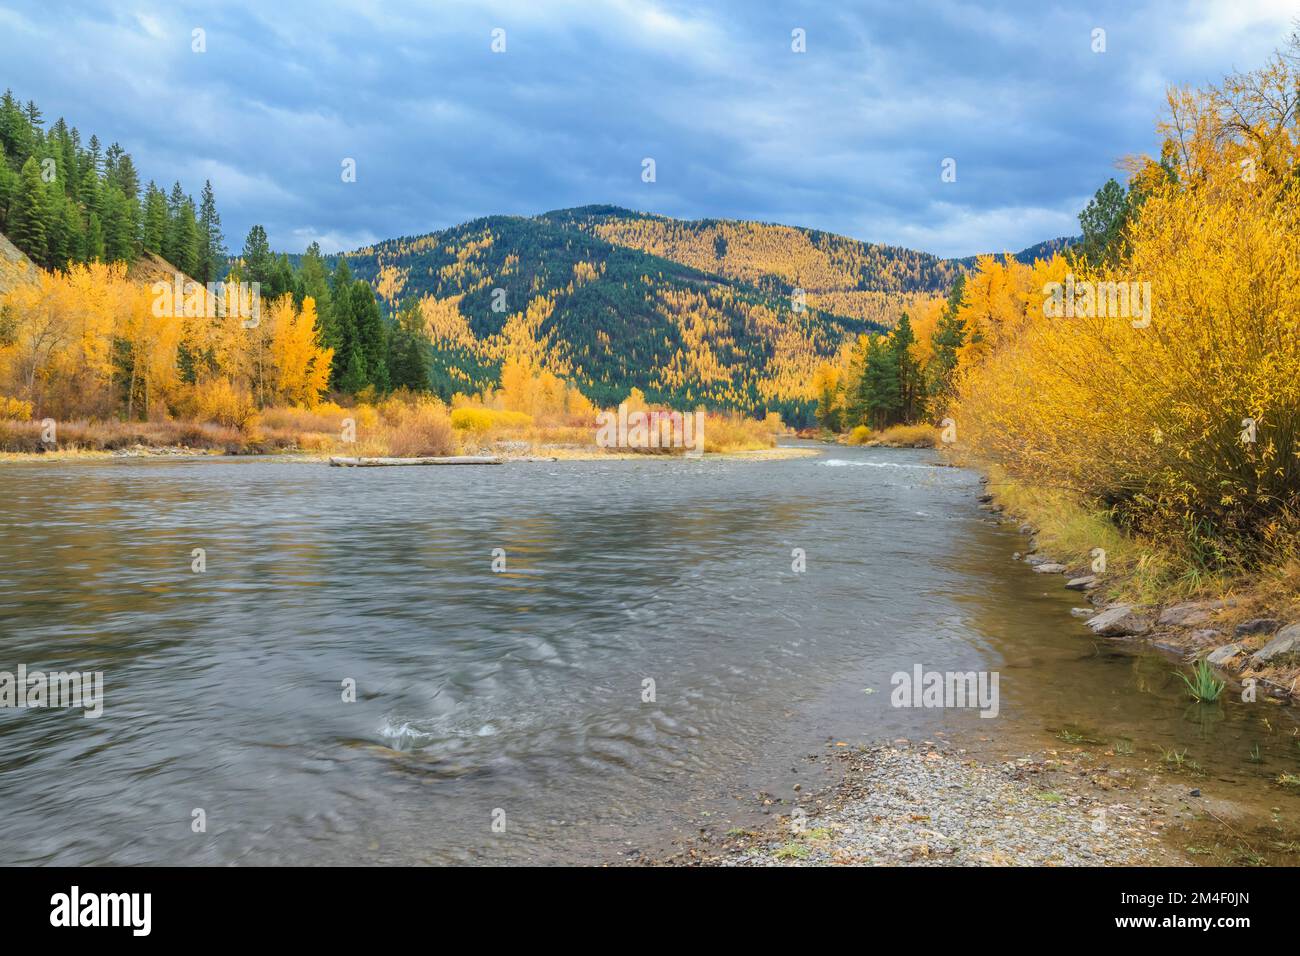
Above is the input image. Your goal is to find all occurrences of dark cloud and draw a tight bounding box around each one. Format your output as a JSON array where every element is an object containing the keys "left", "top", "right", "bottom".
[{"left": 2, "top": 0, "right": 1292, "bottom": 256}]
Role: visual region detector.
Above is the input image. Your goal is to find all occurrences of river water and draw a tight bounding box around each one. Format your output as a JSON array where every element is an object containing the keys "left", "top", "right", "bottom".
[{"left": 0, "top": 444, "right": 1296, "bottom": 864}]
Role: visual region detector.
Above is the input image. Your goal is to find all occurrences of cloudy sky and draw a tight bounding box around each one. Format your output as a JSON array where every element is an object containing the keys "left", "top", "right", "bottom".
[{"left": 1, "top": 0, "right": 1294, "bottom": 257}]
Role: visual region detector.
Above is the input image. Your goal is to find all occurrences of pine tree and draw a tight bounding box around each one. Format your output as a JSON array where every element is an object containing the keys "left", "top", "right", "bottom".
[
  {"left": 0, "top": 143, "right": 17, "bottom": 230},
  {"left": 350, "top": 281, "right": 389, "bottom": 392},
  {"left": 862, "top": 335, "right": 901, "bottom": 428},
  {"left": 9, "top": 156, "right": 48, "bottom": 261},
  {"left": 84, "top": 211, "right": 105, "bottom": 261},
  {"left": 891, "top": 312, "right": 924, "bottom": 423},
  {"left": 326, "top": 257, "right": 355, "bottom": 387},
  {"left": 927, "top": 275, "right": 967, "bottom": 402},
  {"left": 297, "top": 242, "right": 331, "bottom": 315},
  {"left": 196, "top": 179, "right": 223, "bottom": 283},
  {"left": 241, "top": 224, "right": 273, "bottom": 287},
  {"left": 100, "top": 184, "right": 137, "bottom": 263},
  {"left": 387, "top": 299, "right": 431, "bottom": 391},
  {"left": 141, "top": 182, "right": 167, "bottom": 254}
]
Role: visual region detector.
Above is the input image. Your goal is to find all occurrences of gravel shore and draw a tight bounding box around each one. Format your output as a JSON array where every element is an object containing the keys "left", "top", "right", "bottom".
[{"left": 652, "top": 740, "right": 1190, "bottom": 866}]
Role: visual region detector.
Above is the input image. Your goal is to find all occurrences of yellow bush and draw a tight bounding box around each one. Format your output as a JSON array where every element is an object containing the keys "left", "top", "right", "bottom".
[
  {"left": 190, "top": 379, "right": 258, "bottom": 430},
  {"left": 847, "top": 425, "right": 873, "bottom": 445},
  {"left": 0, "top": 396, "right": 33, "bottom": 421},
  {"left": 379, "top": 398, "right": 456, "bottom": 457},
  {"left": 876, "top": 423, "right": 937, "bottom": 447},
  {"left": 451, "top": 407, "right": 533, "bottom": 431},
  {"left": 952, "top": 60, "right": 1300, "bottom": 568},
  {"left": 451, "top": 407, "right": 494, "bottom": 432}
]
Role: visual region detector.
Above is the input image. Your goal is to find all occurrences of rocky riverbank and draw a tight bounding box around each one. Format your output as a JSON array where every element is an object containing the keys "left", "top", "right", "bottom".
[
  {"left": 647, "top": 740, "right": 1190, "bottom": 866},
  {"left": 976, "top": 483, "right": 1300, "bottom": 703}
]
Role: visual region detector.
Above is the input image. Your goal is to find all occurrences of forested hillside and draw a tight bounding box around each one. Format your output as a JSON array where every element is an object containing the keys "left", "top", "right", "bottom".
[
  {"left": 343, "top": 212, "right": 888, "bottom": 423},
  {"left": 0, "top": 90, "right": 225, "bottom": 280}
]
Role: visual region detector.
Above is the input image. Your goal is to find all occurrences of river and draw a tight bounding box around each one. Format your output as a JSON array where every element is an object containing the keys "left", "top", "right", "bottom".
[{"left": 0, "top": 444, "right": 1295, "bottom": 864}]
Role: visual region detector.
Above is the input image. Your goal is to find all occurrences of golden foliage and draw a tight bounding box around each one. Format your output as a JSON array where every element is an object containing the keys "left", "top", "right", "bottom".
[
  {"left": 952, "top": 52, "right": 1300, "bottom": 565},
  {"left": 0, "top": 263, "right": 334, "bottom": 428}
]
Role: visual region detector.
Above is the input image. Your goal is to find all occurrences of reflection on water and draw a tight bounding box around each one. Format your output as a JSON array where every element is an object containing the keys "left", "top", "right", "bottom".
[{"left": 0, "top": 445, "right": 1295, "bottom": 864}]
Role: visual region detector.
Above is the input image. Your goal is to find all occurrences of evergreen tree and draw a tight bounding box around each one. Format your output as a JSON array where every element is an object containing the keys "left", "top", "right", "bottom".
[
  {"left": 1077, "top": 178, "right": 1130, "bottom": 268},
  {"left": 892, "top": 312, "right": 924, "bottom": 423},
  {"left": 297, "top": 241, "right": 331, "bottom": 315},
  {"left": 141, "top": 182, "right": 167, "bottom": 254},
  {"left": 9, "top": 156, "right": 48, "bottom": 261},
  {"left": 339, "top": 344, "right": 367, "bottom": 394},
  {"left": 927, "top": 275, "right": 967, "bottom": 402},
  {"left": 0, "top": 143, "right": 17, "bottom": 230},
  {"left": 350, "top": 281, "right": 389, "bottom": 392},
  {"left": 862, "top": 335, "right": 901, "bottom": 428},
  {"left": 387, "top": 299, "right": 432, "bottom": 391},
  {"left": 196, "top": 179, "right": 223, "bottom": 283},
  {"left": 84, "top": 211, "right": 105, "bottom": 261},
  {"left": 0, "top": 91, "right": 33, "bottom": 164},
  {"left": 241, "top": 224, "right": 273, "bottom": 287},
  {"left": 326, "top": 257, "right": 355, "bottom": 387},
  {"left": 100, "top": 184, "right": 137, "bottom": 263}
]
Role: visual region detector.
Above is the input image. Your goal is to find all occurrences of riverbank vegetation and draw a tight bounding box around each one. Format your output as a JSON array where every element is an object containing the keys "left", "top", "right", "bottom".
[
  {"left": 928, "top": 38, "right": 1300, "bottom": 700},
  {"left": 953, "top": 40, "right": 1299, "bottom": 594}
]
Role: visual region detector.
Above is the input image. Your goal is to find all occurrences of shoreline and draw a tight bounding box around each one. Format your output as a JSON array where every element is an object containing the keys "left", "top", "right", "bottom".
[
  {"left": 971, "top": 473, "right": 1300, "bottom": 704},
  {"left": 0, "top": 444, "right": 820, "bottom": 465},
  {"left": 642, "top": 456, "right": 1300, "bottom": 868}
]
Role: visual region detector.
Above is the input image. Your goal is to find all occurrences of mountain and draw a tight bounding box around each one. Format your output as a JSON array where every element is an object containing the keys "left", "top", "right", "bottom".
[
  {"left": 342, "top": 210, "right": 899, "bottom": 422},
  {"left": 340, "top": 206, "right": 1009, "bottom": 423},
  {"left": 953, "top": 236, "right": 1079, "bottom": 269}
]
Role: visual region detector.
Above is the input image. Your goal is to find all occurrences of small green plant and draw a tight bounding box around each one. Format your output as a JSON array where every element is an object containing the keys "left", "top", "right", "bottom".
[
  {"left": 1177, "top": 659, "right": 1224, "bottom": 702},
  {"left": 1113, "top": 738, "right": 1136, "bottom": 755},
  {"left": 1277, "top": 773, "right": 1300, "bottom": 790},
  {"left": 1248, "top": 744, "right": 1263, "bottom": 764},
  {"left": 774, "top": 842, "right": 810, "bottom": 860},
  {"left": 1162, "top": 747, "right": 1188, "bottom": 769},
  {"left": 1035, "top": 791, "right": 1064, "bottom": 803}
]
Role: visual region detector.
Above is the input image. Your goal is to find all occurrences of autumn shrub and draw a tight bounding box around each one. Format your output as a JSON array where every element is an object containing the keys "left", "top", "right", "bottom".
[
  {"left": 373, "top": 397, "right": 457, "bottom": 457},
  {"left": 182, "top": 379, "right": 259, "bottom": 431},
  {"left": 0, "top": 396, "right": 32, "bottom": 420},
  {"left": 701, "top": 410, "right": 777, "bottom": 453},
  {"left": 450, "top": 406, "right": 533, "bottom": 432},
  {"left": 953, "top": 95, "right": 1300, "bottom": 570},
  {"left": 846, "top": 425, "right": 873, "bottom": 445},
  {"left": 256, "top": 401, "right": 350, "bottom": 435},
  {"left": 875, "top": 423, "right": 938, "bottom": 447}
]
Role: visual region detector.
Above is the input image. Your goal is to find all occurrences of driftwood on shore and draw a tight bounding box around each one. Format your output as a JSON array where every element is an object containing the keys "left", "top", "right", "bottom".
[{"left": 329, "top": 455, "right": 502, "bottom": 467}]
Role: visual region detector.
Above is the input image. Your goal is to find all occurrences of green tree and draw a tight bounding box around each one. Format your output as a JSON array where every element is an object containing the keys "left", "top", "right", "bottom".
[
  {"left": 892, "top": 312, "right": 924, "bottom": 423},
  {"left": 862, "top": 335, "right": 901, "bottom": 428},
  {"left": 141, "top": 182, "right": 168, "bottom": 255},
  {"left": 83, "top": 211, "right": 105, "bottom": 262},
  {"left": 100, "top": 184, "right": 137, "bottom": 263},
  {"left": 1077, "top": 178, "right": 1130, "bottom": 268},
  {"left": 927, "top": 275, "right": 967, "bottom": 404},
  {"left": 8, "top": 156, "right": 48, "bottom": 262},
  {"left": 387, "top": 299, "right": 432, "bottom": 391},
  {"left": 350, "top": 281, "right": 389, "bottom": 392},
  {"left": 240, "top": 224, "right": 273, "bottom": 287},
  {"left": 196, "top": 179, "right": 224, "bottom": 283}
]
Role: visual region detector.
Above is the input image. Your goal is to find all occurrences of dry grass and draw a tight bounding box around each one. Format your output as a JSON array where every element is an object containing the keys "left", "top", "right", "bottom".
[{"left": 0, "top": 418, "right": 252, "bottom": 454}]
